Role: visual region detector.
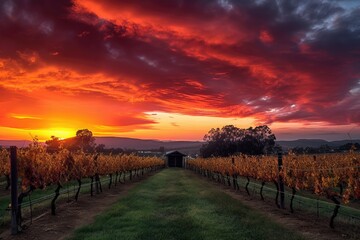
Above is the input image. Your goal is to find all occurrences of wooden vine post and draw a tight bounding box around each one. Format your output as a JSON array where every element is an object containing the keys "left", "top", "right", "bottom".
[
  {"left": 278, "top": 151, "right": 285, "bottom": 209},
  {"left": 10, "top": 146, "right": 19, "bottom": 235}
]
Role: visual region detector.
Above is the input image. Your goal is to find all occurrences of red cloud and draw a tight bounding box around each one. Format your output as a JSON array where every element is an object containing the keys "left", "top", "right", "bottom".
[{"left": 0, "top": 0, "right": 359, "bottom": 140}]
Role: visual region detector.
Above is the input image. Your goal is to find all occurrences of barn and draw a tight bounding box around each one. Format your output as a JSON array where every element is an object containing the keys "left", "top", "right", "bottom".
[{"left": 165, "top": 151, "right": 187, "bottom": 168}]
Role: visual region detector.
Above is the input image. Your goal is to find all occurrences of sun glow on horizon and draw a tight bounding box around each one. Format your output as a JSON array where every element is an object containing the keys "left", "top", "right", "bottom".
[
  {"left": 21, "top": 128, "right": 76, "bottom": 142},
  {"left": 41, "top": 128, "right": 75, "bottom": 140},
  {"left": 0, "top": 110, "right": 359, "bottom": 142},
  {"left": 91, "top": 111, "right": 257, "bottom": 141}
]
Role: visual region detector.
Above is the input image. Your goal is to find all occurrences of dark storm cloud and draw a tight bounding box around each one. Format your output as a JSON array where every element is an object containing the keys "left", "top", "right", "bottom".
[{"left": 0, "top": 0, "right": 359, "bottom": 126}]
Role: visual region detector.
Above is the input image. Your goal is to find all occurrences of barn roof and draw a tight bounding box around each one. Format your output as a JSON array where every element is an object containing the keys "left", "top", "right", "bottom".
[{"left": 165, "top": 150, "right": 187, "bottom": 156}]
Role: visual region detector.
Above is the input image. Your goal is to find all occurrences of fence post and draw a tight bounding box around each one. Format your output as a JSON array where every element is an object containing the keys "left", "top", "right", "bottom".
[
  {"left": 278, "top": 151, "right": 285, "bottom": 209},
  {"left": 10, "top": 146, "right": 19, "bottom": 235}
]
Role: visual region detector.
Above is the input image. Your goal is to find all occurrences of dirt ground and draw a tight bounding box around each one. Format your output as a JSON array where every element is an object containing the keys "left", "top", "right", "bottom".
[
  {"left": 1, "top": 170, "right": 359, "bottom": 240},
  {"left": 191, "top": 172, "right": 359, "bottom": 240}
]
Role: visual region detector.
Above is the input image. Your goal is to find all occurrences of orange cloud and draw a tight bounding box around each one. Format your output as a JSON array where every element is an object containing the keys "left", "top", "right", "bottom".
[{"left": 0, "top": 0, "right": 359, "bottom": 141}]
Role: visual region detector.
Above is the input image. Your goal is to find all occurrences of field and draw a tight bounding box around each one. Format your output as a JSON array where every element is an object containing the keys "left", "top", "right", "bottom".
[
  {"left": 1, "top": 168, "right": 359, "bottom": 239},
  {"left": 69, "top": 168, "right": 307, "bottom": 240},
  {"left": 1, "top": 149, "right": 360, "bottom": 240}
]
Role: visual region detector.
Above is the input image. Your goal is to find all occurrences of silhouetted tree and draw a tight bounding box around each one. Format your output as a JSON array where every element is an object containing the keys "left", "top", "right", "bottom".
[
  {"left": 238, "top": 125, "right": 276, "bottom": 155},
  {"left": 76, "top": 129, "right": 96, "bottom": 152},
  {"left": 338, "top": 143, "right": 360, "bottom": 151},
  {"left": 62, "top": 129, "right": 96, "bottom": 153},
  {"left": 200, "top": 125, "right": 276, "bottom": 157},
  {"left": 95, "top": 144, "right": 106, "bottom": 153},
  {"left": 45, "top": 136, "right": 61, "bottom": 153}
]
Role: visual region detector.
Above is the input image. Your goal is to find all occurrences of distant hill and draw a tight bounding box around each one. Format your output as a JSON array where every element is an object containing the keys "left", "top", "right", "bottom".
[
  {"left": 1, "top": 137, "right": 359, "bottom": 154},
  {"left": 0, "top": 137, "right": 203, "bottom": 154},
  {"left": 0, "top": 140, "right": 32, "bottom": 148},
  {"left": 96, "top": 137, "right": 360, "bottom": 153},
  {"left": 276, "top": 139, "right": 360, "bottom": 150},
  {"left": 95, "top": 137, "right": 203, "bottom": 155}
]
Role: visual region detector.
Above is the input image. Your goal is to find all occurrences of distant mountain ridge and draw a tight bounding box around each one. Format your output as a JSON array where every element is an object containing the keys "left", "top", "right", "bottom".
[
  {"left": 0, "top": 140, "right": 32, "bottom": 148},
  {"left": 276, "top": 139, "right": 360, "bottom": 150},
  {"left": 95, "top": 137, "right": 203, "bottom": 154},
  {"left": 96, "top": 137, "right": 360, "bottom": 151},
  {"left": 1, "top": 138, "right": 359, "bottom": 154}
]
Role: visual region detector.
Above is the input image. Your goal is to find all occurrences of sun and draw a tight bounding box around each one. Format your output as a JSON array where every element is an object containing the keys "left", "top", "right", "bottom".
[{"left": 38, "top": 128, "right": 76, "bottom": 141}]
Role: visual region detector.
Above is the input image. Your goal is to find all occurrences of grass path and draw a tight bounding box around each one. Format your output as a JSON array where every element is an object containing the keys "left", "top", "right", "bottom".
[{"left": 69, "top": 169, "right": 304, "bottom": 240}]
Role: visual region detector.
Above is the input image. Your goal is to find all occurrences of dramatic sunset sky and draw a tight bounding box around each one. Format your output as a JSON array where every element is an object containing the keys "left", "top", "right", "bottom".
[{"left": 0, "top": 0, "right": 359, "bottom": 141}]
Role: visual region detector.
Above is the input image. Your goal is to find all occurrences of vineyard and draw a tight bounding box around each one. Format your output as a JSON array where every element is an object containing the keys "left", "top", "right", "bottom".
[
  {"left": 0, "top": 143, "right": 164, "bottom": 230},
  {"left": 187, "top": 152, "right": 360, "bottom": 228},
  {"left": 1, "top": 144, "right": 360, "bottom": 238}
]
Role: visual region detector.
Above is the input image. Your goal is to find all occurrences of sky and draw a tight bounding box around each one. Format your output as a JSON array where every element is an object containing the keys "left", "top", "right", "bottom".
[{"left": 0, "top": 0, "right": 359, "bottom": 142}]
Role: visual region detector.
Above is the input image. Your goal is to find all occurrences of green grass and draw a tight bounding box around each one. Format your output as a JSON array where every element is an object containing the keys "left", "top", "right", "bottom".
[{"left": 69, "top": 169, "right": 305, "bottom": 240}]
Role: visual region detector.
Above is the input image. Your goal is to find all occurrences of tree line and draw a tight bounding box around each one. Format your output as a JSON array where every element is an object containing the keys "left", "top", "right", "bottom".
[
  {"left": 45, "top": 129, "right": 97, "bottom": 153},
  {"left": 44, "top": 125, "right": 277, "bottom": 157},
  {"left": 200, "top": 125, "right": 277, "bottom": 157}
]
